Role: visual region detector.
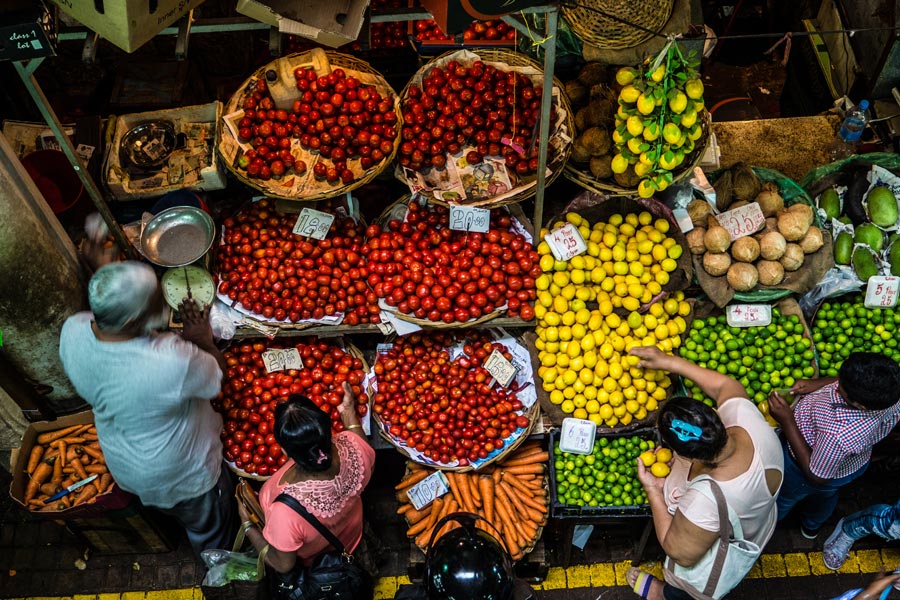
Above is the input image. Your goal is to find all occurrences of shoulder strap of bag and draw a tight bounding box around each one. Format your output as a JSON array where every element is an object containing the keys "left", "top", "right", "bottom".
[
  {"left": 275, "top": 492, "right": 347, "bottom": 555},
  {"left": 701, "top": 478, "right": 733, "bottom": 598}
]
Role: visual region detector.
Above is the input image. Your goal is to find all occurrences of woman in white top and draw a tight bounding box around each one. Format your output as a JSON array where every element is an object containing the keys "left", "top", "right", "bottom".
[{"left": 625, "top": 346, "right": 784, "bottom": 600}]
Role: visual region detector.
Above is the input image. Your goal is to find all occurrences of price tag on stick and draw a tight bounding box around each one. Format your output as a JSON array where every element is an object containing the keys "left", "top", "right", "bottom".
[
  {"left": 545, "top": 223, "right": 587, "bottom": 262},
  {"left": 865, "top": 276, "right": 900, "bottom": 308},
  {"left": 484, "top": 350, "right": 517, "bottom": 387},
  {"left": 716, "top": 202, "right": 765, "bottom": 241},
  {"left": 292, "top": 208, "right": 335, "bottom": 240},
  {"left": 261, "top": 348, "right": 304, "bottom": 373},
  {"left": 406, "top": 471, "right": 450, "bottom": 510},
  {"left": 449, "top": 205, "right": 490, "bottom": 233},
  {"left": 726, "top": 304, "right": 772, "bottom": 327}
]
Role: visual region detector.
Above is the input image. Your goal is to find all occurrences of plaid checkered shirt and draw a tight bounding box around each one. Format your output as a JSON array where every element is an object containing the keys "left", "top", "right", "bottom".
[{"left": 791, "top": 381, "right": 900, "bottom": 479}]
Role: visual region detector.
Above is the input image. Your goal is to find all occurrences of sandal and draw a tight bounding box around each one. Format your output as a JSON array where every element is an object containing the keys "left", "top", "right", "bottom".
[{"left": 627, "top": 567, "right": 662, "bottom": 600}]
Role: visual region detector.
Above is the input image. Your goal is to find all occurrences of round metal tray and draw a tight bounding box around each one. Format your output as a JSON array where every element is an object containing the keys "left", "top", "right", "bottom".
[{"left": 140, "top": 206, "right": 215, "bottom": 267}]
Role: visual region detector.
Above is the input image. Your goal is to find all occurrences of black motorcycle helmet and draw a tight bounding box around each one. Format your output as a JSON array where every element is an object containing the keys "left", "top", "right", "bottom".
[{"left": 424, "top": 512, "right": 515, "bottom": 600}]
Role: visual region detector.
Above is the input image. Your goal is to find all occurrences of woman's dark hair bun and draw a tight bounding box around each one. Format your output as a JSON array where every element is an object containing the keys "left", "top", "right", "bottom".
[{"left": 274, "top": 395, "right": 334, "bottom": 472}]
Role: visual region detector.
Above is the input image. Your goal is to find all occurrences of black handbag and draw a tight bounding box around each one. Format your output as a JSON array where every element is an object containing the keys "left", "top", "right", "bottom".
[{"left": 269, "top": 493, "right": 373, "bottom": 600}]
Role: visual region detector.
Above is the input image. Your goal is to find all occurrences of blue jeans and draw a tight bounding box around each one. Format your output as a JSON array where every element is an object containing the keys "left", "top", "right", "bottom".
[
  {"left": 842, "top": 499, "right": 900, "bottom": 541},
  {"left": 776, "top": 439, "right": 868, "bottom": 531}
]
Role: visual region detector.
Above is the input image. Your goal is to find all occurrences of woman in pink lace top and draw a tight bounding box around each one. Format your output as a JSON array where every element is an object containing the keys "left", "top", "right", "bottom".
[{"left": 237, "top": 382, "right": 375, "bottom": 573}]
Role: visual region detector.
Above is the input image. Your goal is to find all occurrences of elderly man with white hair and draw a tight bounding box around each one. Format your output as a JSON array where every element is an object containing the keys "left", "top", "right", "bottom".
[{"left": 59, "top": 260, "right": 235, "bottom": 556}]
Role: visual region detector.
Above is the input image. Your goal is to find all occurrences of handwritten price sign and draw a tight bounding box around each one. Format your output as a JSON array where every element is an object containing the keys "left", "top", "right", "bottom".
[
  {"left": 546, "top": 223, "right": 587, "bottom": 262},
  {"left": 716, "top": 202, "right": 765, "bottom": 241},
  {"left": 726, "top": 304, "right": 772, "bottom": 327},
  {"left": 484, "top": 350, "right": 517, "bottom": 387},
  {"left": 407, "top": 471, "right": 450, "bottom": 510},
  {"left": 292, "top": 208, "right": 335, "bottom": 240},
  {"left": 559, "top": 418, "right": 596, "bottom": 455},
  {"left": 865, "top": 276, "right": 899, "bottom": 308},
  {"left": 261, "top": 348, "right": 304, "bottom": 373},
  {"left": 449, "top": 205, "right": 490, "bottom": 233}
]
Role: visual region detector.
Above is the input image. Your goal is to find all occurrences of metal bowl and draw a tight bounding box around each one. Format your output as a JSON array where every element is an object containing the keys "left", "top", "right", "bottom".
[
  {"left": 120, "top": 121, "right": 176, "bottom": 169},
  {"left": 140, "top": 206, "right": 215, "bottom": 267}
]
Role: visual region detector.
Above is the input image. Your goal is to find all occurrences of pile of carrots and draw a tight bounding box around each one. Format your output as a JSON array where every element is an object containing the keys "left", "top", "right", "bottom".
[
  {"left": 23, "top": 424, "right": 115, "bottom": 512},
  {"left": 395, "top": 441, "right": 550, "bottom": 561}
]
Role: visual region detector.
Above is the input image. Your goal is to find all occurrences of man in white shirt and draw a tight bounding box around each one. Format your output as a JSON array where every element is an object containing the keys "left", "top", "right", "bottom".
[{"left": 59, "top": 261, "right": 234, "bottom": 555}]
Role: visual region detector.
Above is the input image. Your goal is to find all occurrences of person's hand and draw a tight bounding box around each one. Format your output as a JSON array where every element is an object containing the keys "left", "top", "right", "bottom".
[
  {"left": 338, "top": 381, "right": 356, "bottom": 418},
  {"left": 767, "top": 390, "right": 793, "bottom": 424},
  {"left": 237, "top": 499, "right": 251, "bottom": 524},
  {"left": 180, "top": 298, "right": 214, "bottom": 348},
  {"left": 854, "top": 569, "right": 900, "bottom": 599},
  {"left": 790, "top": 379, "right": 819, "bottom": 396},
  {"left": 636, "top": 457, "right": 667, "bottom": 494},
  {"left": 629, "top": 346, "right": 672, "bottom": 371}
]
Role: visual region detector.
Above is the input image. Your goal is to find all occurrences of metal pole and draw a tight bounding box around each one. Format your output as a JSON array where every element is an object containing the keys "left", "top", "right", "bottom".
[
  {"left": 533, "top": 7, "right": 558, "bottom": 233},
  {"left": 12, "top": 58, "right": 135, "bottom": 259}
]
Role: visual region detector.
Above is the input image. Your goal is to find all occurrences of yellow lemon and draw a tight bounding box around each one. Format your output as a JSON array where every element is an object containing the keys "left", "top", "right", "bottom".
[
  {"left": 634, "top": 161, "right": 653, "bottom": 177},
  {"left": 560, "top": 399, "right": 575, "bottom": 414},
  {"left": 616, "top": 67, "right": 638, "bottom": 86},
  {"left": 661, "top": 257, "right": 678, "bottom": 272},
  {"left": 650, "top": 65, "right": 666, "bottom": 82},
  {"left": 636, "top": 93, "right": 656, "bottom": 115},
  {"left": 688, "top": 123, "right": 703, "bottom": 141},
  {"left": 611, "top": 154, "right": 629, "bottom": 174},
  {"left": 639, "top": 450, "right": 657, "bottom": 467},
  {"left": 662, "top": 122, "right": 682, "bottom": 145},
  {"left": 619, "top": 84, "right": 641, "bottom": 104},
  {"left": 612, "top": 128, "right": 626, "bottom": 145},
  {"left": 685, "top": 78, "right": 704, "bottom": 100},
  {"left": 667, "top": 244, "right": 683, "bottom": 260},
  {"left": 566, "top": 212, "right": 583, "bottom": 227},
  {"left": 626, "top": 115, "right": 644, "bottom": 137},
  {"left": 656, "top": 448, "right": 673, "bottom": 463},
  {"left": 627, "top": 137, "right": 643, "bottom": 154},
  {"left": 681, "top": 108, "right": 698, "bottom": 128},
  {"left": 658, "top": 150, "right": 678, "bottom": 171},
  {"left": 539, "top": 254, "right": 555, "bottom": 272},
  {"left": 650, "top": 462, "right": 671, "bottom": 478},
  {"left": 642, "top": 122, "right": 660, "bottom": 141},
  {"left": 668, "top": 90, "right": 688, "bottom": 114},
  {"left": 637, "top": 179, "right": 655, "bottom": 198}
]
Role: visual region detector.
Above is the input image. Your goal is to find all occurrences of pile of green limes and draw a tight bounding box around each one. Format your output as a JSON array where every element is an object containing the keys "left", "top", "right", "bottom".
[
  {"left": 679, "top": 309, "right": 817, "bottom": 406},
  {"left": 554, "top": 436, "right": 652, "bottom": 508},
  {"left": 812, "top": 295, "right": 900, "bottom": 376}
]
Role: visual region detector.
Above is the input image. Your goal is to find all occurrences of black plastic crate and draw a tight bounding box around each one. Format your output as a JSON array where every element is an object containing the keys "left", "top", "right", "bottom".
[{"left": 548, "top": 428, "right": 657, "bottom": 519}]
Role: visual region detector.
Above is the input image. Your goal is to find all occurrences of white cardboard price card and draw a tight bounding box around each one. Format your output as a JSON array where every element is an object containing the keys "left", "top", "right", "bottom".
[
  {"left": 406, "top": 471, "right": 450, "bottom": 510},
  {"left": 449, "top": 205, "right": 490, "bottom": 233},
  {"left": 484, "top": 349, "right": 517, "bottom": 387},
  {"left": 292, "top": 208, "right": 335, "bottom": 240},
  {"left": 559, "top": 418, "right": 596, "bottom": 455},
  {"left": 261, "top": 348, "right": 304, "bottom": 373},
  {"left": 865, "top": 276, "right": 900, "bottom": 308},
  {"left": 726, "top": 304, "right": 772, "bottom": 327},
  {"left": 716, "top": 202, "right": 765, "bottom": 241},
  {"left": 546, "top": 223, "right": 587, "bottom": 262}
]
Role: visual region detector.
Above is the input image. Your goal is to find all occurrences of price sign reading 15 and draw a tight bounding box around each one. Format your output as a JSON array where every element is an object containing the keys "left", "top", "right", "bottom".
[
  {"left": 293, "top": 208, "right": 335, "bottom": 240},
  {"left": 449, "top": 206, "right": 490, "bottom": 233},
  {"left": 717, "top": 202, "right": 765, "bottom": 241}
]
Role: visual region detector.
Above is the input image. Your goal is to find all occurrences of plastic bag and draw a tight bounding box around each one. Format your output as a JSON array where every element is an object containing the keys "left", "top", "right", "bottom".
[
  {"left": 210, "top": 300, "right": 242, "bottom": 340},
  {"left": 798, "top": 266, "right": 862, "bottom": 320},
  {"left": 200, "top": 548, "right": 261, "bottom": 587}
]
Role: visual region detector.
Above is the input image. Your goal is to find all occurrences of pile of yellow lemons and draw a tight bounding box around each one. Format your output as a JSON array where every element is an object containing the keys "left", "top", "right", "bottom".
[
  {"left": 639, "top": 447, "right": 673, "bottom": 478},
  {"left": 611, "top": 54, "right": 706, "bottom": 198},
  {"left": 533, "top": 212, "right": 691, "bottom": 428}
]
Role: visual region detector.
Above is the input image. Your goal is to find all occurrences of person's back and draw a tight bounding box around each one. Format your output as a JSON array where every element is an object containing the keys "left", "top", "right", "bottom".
[{"left": 60, "top": 312, "right": 222, "bottom": 508}]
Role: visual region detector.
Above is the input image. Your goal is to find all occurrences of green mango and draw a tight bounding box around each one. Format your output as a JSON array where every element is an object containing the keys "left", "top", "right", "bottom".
[
  {"left": 819, "top": 188, "right": 841, "bottom": 220},
  {"left": 890, "top": 242, "right": 900, "bottom": 276},
  {"left": 867, "top": 185, "right": 899, "bottom": 227},
  {"left": 854, "top": 223, "right": 885, "bottom": 253},
  {"left": 853, "top": 246, "right": 879, "bottom": 282},
  {"left": 838, "top": 215, "right": 852, "bottom": 225},
  {"left": 834, "top": 232, "right": 853, "bottom": 265}
]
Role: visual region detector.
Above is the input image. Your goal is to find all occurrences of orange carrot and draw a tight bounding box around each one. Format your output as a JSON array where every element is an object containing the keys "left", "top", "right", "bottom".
[
  {"left": 404, "top": 505, "right": 431, "bottom": 525},
  {"left": 479, "top": 475, "right": 495, "bottom": 525},
  {"left": 499, "top": 480, "right": 527, "bottom": 517},
  {"left": 396, "top": 470, "right": 429, "bottom": 490},
  {"left": 418, "top": 497, "right": 456, "bottom": 548},
  {"left": 500, "top": 464, "right": 544, "bottom": 476},
  {"left": 40, "top": 483, "right": 59, "bottom": 495},
  {"left": 93, "top": 476, "right": 104, "bottom": 494},
  {"left": 492, "top": 468, "right": 503, "bottom": 484},
  {"left": 80, "top": 445, "right": 105, "bottom": 463},
  {"left": 73, "top": 484, "right": 98, "bottom": 505},
  {"left": 500, "top": 452, "right": 550, "bottom": 468},
  {"left": 466, "top": 473, "right": 482, "bottom": 504},
  {"left": 55, "top": 440, "right": 67, "bottom": 468},
  {"left": 26, "top": 446, "right": 44, "bottom": 474},
  {"left": 85, "top": 464, "right": 108, "bottom": 475},
  {"left": 397, "top": 503, "right": 413, "bottom": 515},
  {"left": 57, "top": 437, "right": 85, "bottom": 445},
  {"left": 70, "top": 458, "right": 88, "bottom": 480},
  {"left": 409, "top": 497, "right": 442, "bottom": 537},
  {"left": 98, "top": 473, "right": 113, "bottom": 494},
  {"left": 51, "top": 453, "right": 63, "bottom": 485},
  {"left": 445, "top": 472, "right": 465, "bottom": 510},
  {"left": 36, "top": 426, "right": 81, "bottom": 445}
]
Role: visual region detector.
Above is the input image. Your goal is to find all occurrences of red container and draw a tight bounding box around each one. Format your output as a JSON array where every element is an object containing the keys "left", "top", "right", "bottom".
[{"left": 20, "top": 149, "right": 86, "bottom": 216}]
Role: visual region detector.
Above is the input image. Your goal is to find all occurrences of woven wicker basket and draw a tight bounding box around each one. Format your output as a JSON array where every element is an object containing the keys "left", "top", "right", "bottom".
[
  {"left": 219, "top": 48, "right": 402, "bottom": 202},
  {"left": 397, "top": 49, "right": 574, "bottom": 208},
  {"left": 562, "top": 0, "right": 675, "bottom": 50},
  {"left": 564, "top": 109, "right": 712, "bottom": 197}
]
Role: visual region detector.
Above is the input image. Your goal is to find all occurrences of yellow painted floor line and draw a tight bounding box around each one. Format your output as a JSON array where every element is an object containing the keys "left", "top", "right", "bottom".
[{"left": 13, "top": 549, "right": 900, "bottom": 600}]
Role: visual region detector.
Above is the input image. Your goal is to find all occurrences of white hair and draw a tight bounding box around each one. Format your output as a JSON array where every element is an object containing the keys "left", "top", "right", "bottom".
[{"left": 88, "top": 261, "right": 160, "bottom": 331}]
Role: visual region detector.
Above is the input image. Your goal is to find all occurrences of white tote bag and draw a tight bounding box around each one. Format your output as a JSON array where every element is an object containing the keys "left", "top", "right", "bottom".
[{"left": 663, "top": 477, "right": 761, "bottom": 600}]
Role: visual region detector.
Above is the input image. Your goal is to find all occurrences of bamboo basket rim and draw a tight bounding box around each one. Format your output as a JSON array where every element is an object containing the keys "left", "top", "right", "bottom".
[
  {"left": 219, "top": 50, "right": 402, "bottom": 202},
  {"left": 564, "top": 110, "right": 712, "bottom": 197},
  {"left": 397, "top": 48, "right": 574, "bottom": 209},
  {"left": 561, "top": 0, "right": 675, "bottom": 50}
]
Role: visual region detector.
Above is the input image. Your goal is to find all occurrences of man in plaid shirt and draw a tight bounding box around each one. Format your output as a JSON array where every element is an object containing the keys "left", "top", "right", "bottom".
[{"left": 768, "top": 352, "right": 900, "bottom": 538}]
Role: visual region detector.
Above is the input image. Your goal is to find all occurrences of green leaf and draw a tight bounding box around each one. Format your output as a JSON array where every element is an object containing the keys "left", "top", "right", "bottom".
[
  {"left": 664, "top": 150, "right": 675, "bottom": 162},
  {"left": 638, "top": 143, "right": 650, "bottom": 152},
  {"left": 664, "top": 172, "right": 674, "bottom": 184},
  {"left": 616, "top": 124, "right": 626, "bottom": 135}
]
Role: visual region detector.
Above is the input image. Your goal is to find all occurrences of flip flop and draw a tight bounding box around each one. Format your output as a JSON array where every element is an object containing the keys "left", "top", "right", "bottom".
[{"left": 628, "top": 567, "right": 657, "bottom": 600}]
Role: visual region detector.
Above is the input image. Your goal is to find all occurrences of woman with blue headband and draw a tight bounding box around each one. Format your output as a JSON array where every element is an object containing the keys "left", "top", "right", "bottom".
[{"left": 624, "top": 346, "right": 784, "bottom": 600}]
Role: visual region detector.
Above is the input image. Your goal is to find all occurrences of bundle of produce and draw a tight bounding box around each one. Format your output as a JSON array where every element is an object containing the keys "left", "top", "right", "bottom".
[
  {"left": 564, "top": 42, "right": 708, "bottom": 197},
  {"left": 213, "top": 339, "right": 368, "bottom": 478},
  {"left": 220, "top": 49, "right": 401, "bottom": 201},
  {"left": 395, "top": 49, "right": 572, "bottom": 206},
  {"left": 216, "top": 198, "right": 380, "bottom": 326},
  {"left": 811, "top": 295, "right": 900, "bottom": 376},
  {"left": 553, "top": 434, "right": 670, "bottom": 510},
  {"left": 395, "top": 440, "right": 548, "bottom": 560},
  {"left": 363, "top": 198, "right": 538, "bottom": 324},
  {"left": 679, "top": 299, "right": 816, "bottom": 424},
  {"left": 370, "top": 330, "right": 538, "bottom": 469},
  {"left": 694, "top": 164, "right": 832, "bottom": 307},
  {"left": 21, "top": 424, "right": 117, "bottom": 512}
]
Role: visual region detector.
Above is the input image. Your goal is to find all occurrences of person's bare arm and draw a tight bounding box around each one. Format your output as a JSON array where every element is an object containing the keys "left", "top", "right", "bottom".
[
  {"left": 179, "top": 299, "right": 226, "bottom": 372},
  {"left": 791, "top": 377, "right": 838, "bottom": 396},
  {"left": 237, "top": 502, "right": 298, "bottom": 573},
  {"left": 767, "top": 391, "right": 827, "bottom": 485},
  {"left": 629, "top": 346, "right": 747, "bottom": 407},
  {"left": 338, "top": 381, "right": 365, "bottom": 439}
]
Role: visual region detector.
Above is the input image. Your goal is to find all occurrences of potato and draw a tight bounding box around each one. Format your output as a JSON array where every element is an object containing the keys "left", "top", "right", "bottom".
[
  {"left": 589, "top": 155, "right": 613, "bottom": 180},
  {"left": 579, "top": 127, "right": 610, "bottom": 156}
]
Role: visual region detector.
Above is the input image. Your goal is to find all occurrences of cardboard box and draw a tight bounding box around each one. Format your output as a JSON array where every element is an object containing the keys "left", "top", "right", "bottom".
[
  {"left": 0, "top": 0, "right": 56, "bottom": 61},
  {"left": 103, "top": 101, "right": 225, "bottom": 201},
  {"left": 236, "top": 0, "right": 369, "bottom": 49},
  {"left": 49, "top": 0, "right": 205, "bottom": 53},
  {"left": 420, "top": 0, "right": 547, "bottom": 35},
  {"left": 9, "top": 410, "right": 134, "bottom": 520}
]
